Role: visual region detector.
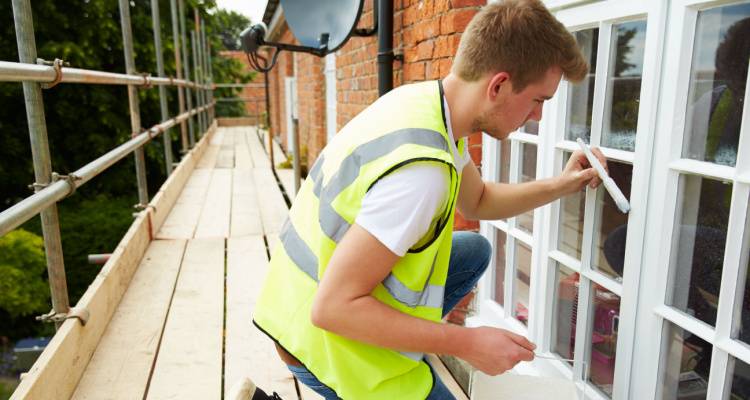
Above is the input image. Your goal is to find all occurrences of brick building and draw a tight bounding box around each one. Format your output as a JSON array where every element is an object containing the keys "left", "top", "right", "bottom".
[{"left": 261, "top": 0, "right": 485, "bottom": 230}]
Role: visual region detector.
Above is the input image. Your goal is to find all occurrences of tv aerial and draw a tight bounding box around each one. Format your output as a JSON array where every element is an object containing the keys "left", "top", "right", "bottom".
[{"left": 241, "top": 0, "right": 366, "bottom": 72}]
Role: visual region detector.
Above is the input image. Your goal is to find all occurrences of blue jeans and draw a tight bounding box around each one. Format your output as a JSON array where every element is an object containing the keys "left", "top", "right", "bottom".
[{"left": 286, "top": 231, "right": 491, "bottom": 399}]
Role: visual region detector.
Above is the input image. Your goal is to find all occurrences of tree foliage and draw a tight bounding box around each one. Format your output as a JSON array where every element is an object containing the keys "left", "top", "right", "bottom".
[{"left": 0, "top": 230, "right": 49, "bottom": 319}]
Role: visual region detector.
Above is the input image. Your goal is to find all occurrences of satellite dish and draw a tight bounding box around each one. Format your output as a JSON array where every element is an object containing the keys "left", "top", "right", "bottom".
[
  {"left": 241, "top": 0, "right": 365, "bottom": 72},
  {"left": 281, "top": 0, "right": 364, "bottom": 53}
]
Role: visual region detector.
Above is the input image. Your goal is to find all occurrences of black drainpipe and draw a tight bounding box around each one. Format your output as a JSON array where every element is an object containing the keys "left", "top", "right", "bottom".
[{"left": 377, "top": 0, "right": 394, "bottom": 96}]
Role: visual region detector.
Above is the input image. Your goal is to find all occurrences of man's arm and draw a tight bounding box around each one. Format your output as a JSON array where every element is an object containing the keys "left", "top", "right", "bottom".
[
  {"left": 311, "top": 223, "right": 536, "bottom": 375},
  {"left": 456, "top": 148, "right": 607, "bottom": 221}
]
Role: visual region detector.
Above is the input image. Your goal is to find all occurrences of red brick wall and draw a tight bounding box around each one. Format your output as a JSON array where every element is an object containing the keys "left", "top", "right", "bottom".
[{"left": 266, "top": 0, "right": 487, "bottom": 229}]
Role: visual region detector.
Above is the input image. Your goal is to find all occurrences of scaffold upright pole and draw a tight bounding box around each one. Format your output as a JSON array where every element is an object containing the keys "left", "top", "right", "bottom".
[
  {"left": 151, "top": 0, "right": 174, "bottom": 175},
  {"left": 178, "top": 0, "right": 195, "bottom": 147},
  {"left": 11, "top": 0, "right": 70, "bottom": 331},
  {"left": 191, "top": 29, "right": 205, "bottom": 136},
  {"left": 118, "top": 0, "right": 149, "bottom": 207},
  {"left": 169, "top": 0, "right": 189, "bottom": 153}
]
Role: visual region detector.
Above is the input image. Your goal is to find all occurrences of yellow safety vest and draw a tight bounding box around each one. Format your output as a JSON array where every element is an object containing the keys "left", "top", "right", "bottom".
[{"left": 254, "top": 80, "right": 464, "bottom": 399}]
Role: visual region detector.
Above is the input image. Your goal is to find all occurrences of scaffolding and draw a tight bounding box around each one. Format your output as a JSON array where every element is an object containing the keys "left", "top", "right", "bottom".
[{"left": 0, "top": 0, "right": 216, "bottom": 330}]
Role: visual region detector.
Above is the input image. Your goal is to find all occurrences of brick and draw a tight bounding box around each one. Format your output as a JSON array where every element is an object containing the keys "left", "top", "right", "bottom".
[
  {"left": 438, "top": 58, "right": 453, "bottom": 77},
  {"left": 426, "top": 60, "right": 440, "bottom": 80},
  {"left": 450, "top": 0, "right": 486, "bottom": 7},
  {"left": 403, "top": 6, "right": 418, "bottom": 26},
  {"left": 434, "top": 36, "right": 451, "bottom": 58},
  {"left": 468, "top": 132, "right": 483, "bottom": 146},
  {"left": 440, "top": 9, "right": 477, "bottom": 35},
  {"left": 416, "top": 40, "right": 434, "bottom": 61},
  {"left": 469, "top": 146, "right": 482, "bottom": 163},
  {"left": 403, "top": 61, "right": 426, "bottom": 81},
  {"left": 416, "top": 1, "right": 434, "bottom": 20}
]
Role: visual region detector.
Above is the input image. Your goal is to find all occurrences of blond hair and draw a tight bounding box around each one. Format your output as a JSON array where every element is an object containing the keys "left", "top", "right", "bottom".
[{"left": 452, "top": 0, "right": 588, "bottom": 91}]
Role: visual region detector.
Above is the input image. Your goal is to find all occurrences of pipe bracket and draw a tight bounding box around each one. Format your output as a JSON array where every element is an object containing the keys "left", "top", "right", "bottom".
[
  {"left": 36, "top": 307, "right": 90, "bottom": 326},
  {"left": 36, "top": 58, "right": 67, "bottom": 89}
]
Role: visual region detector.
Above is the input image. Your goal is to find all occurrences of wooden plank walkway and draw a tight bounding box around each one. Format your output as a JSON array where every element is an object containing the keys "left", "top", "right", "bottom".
[
  {"left": 34, "top": 125, "right": 467, "bottom": 400},
  {"left": 69, "top": 126, "right": 313, "bottom": 400}
]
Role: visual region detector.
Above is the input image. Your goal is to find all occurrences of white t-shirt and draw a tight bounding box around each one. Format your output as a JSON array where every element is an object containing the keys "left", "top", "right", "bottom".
[{"left": 355, "top": 97, "right": 470, "bottom": 256}]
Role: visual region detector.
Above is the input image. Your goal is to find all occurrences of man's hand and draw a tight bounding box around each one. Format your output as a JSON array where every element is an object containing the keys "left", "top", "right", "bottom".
[
  {"left": 558, "top": 147, "right": 608, "bottom": 196},
  {"left": 458, "top": 326, "right": 536, "bottom": 375}
]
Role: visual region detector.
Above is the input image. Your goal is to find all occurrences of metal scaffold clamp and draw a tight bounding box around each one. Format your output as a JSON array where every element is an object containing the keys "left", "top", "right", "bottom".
[
  {"left": 52, "top": 172, "right": 81, "bottom": 198},
  {"left": 27, "top": 172, "right": 81, "bottom": 197},
  {"left": 36, "top": 307, "right": 90, "bottom": 326},
  {"left": 140, "top": 72, "right": 153, "bottom": 89},
  {"left": 36, "top": 58, "right": 68, "bottom": 89}
]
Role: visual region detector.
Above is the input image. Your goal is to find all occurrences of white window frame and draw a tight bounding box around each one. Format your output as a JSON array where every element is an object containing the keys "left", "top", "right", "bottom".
[
  {"left": 473, "top": 1, "right": 665, "bottom": 399},
  {"left": 325, "top": 53, "right": 337, "bottom": 141},
  {"left": 632, "top": 1, "right": 750, "bottom": 399}
]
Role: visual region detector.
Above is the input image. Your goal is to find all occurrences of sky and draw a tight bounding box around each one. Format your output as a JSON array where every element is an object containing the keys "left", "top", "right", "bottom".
[{"left": 215, "top": 0, "right": 268, "bottom": 23}]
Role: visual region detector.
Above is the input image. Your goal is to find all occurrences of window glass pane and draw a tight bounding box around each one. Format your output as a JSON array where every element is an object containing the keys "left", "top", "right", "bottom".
[
  {"left": 493, "top": 229, "right": 507, "bottom": 306},
  {"left": 566, "top": 28, "right": 599, "bottom": 143},
  {"left": 602, "top": 20, "right": 647, "bottom": 152},
  {"left": 518, "top": 143, "right": 537, "bottom": 234},
  {"left": 682, "top": 3, "right": 750, "bottom": 167},
  {"left": 658, "top": 323, "right": 711, "bottom": 400},
  {"left": 592, "top": 160, "right": 632, "bottom": 281},
  {"left": 514, "top": 240, "right": 532, "bottom": 325},
  {"left": 521, "top": 120, "right": 539, "bottom": 135},
  {"left": 552, "top": 263, "right": 578, "bottom": 365},
  {"left": 729, "top": 357, "right": 750, "bottom": 399},
  {"left": 558, "top": 151, "right": 585, "bottom": 259},
  {"left": 587, "top": 285, "right": 621, "bottom": 398},
  {"left": 667, "top": 175, "right": 731, "bottom": 327}
]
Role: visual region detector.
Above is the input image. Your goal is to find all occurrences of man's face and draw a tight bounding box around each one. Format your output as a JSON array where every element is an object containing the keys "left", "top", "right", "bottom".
[{"left": 473, "top": 66, "right": 562, "bottom": 140}]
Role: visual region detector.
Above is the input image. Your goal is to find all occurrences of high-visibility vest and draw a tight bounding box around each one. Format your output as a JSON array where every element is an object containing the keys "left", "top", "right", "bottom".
[{"left": 253, "top": 80, "right": 465, "bottom": 399}]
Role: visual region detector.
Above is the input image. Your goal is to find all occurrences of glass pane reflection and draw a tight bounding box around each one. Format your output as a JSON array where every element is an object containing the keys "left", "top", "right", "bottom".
[
  {"left": 667, "top": 175, "right": 731, "bottom": 327},
  {"left": 658, "top": 323, "right": 711, "bottom": 400},
  {"left": 682, "top": 3, "right": 750, "bottom": 167},
  {"left": 552, "top": 263, "right": 578, "bottom": 365},
  {"left": 493, "top": 229, "right": 507, "bottom": 306},
  {"left": 514, "top": 240, "right": 532, "bottom": 325},
  {"left": 586, "top": 285, "right": 621, "bottom": 398},
  {"left": 566, "top": 28, "right": 599, "bottom": 143},
  {"left": 729, "top": 357, "right": 750, "bottom": 400},
  {"left": 592, "top": 160, "right": 632, "bottom": 281},
  {"left": 518, "top": 143, "right": 537, "bottom": 234},
  {"left": 602, "top": 20, "right": 647, "bottom": 152},
  {"left": 558, "top": 151, "right": 585, "bottom": 260}
]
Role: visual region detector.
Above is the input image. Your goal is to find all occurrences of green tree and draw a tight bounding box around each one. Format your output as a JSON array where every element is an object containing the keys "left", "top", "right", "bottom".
[{"left": 0, "top": 230, "right": 49, "bottom": 318}]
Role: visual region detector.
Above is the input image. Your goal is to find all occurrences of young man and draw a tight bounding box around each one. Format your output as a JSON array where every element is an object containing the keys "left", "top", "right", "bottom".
[{"left": 253, "top": 1, "right": 607, "bottom": 399}]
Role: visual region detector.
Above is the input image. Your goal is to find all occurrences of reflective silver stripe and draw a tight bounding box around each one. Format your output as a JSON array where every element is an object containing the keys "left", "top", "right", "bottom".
[
  {"left": 399, "top": 351, "right": 424, "bottom": 361},
  {"left": 318, "top": 128, "right": 449, "bottom": 242},
  {"left": 382, "top": 274, "right": 445, "bottom": 309},
  {"left": 279, "top": 220, "right": 318, "bottom": 281}
]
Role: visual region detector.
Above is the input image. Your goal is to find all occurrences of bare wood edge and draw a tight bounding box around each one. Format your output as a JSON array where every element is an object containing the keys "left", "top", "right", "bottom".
[
  {"left": 10, "top": 120, "right": 219, "bottom": 400},
  {"left": 425, "top": 354, "right": 470, "bottom": 400}
]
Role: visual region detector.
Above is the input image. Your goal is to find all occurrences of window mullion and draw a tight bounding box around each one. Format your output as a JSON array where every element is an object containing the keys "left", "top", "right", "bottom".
[
  {"left": 589, "top": 21, "right": 612, "bottom": 147},
  {"left": 707, "top": 348, "right": 732, "bottom": 400}
]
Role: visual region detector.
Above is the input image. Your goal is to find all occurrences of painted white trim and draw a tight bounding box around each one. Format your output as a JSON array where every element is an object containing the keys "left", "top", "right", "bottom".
[{"left": 324, "top": 53, "right": 337, "bottom": 142}]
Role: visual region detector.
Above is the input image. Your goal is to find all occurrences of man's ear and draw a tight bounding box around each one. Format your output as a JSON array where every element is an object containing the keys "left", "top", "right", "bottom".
[{"left": 486, "top": 72, "right": 511, "bottom": 101}]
